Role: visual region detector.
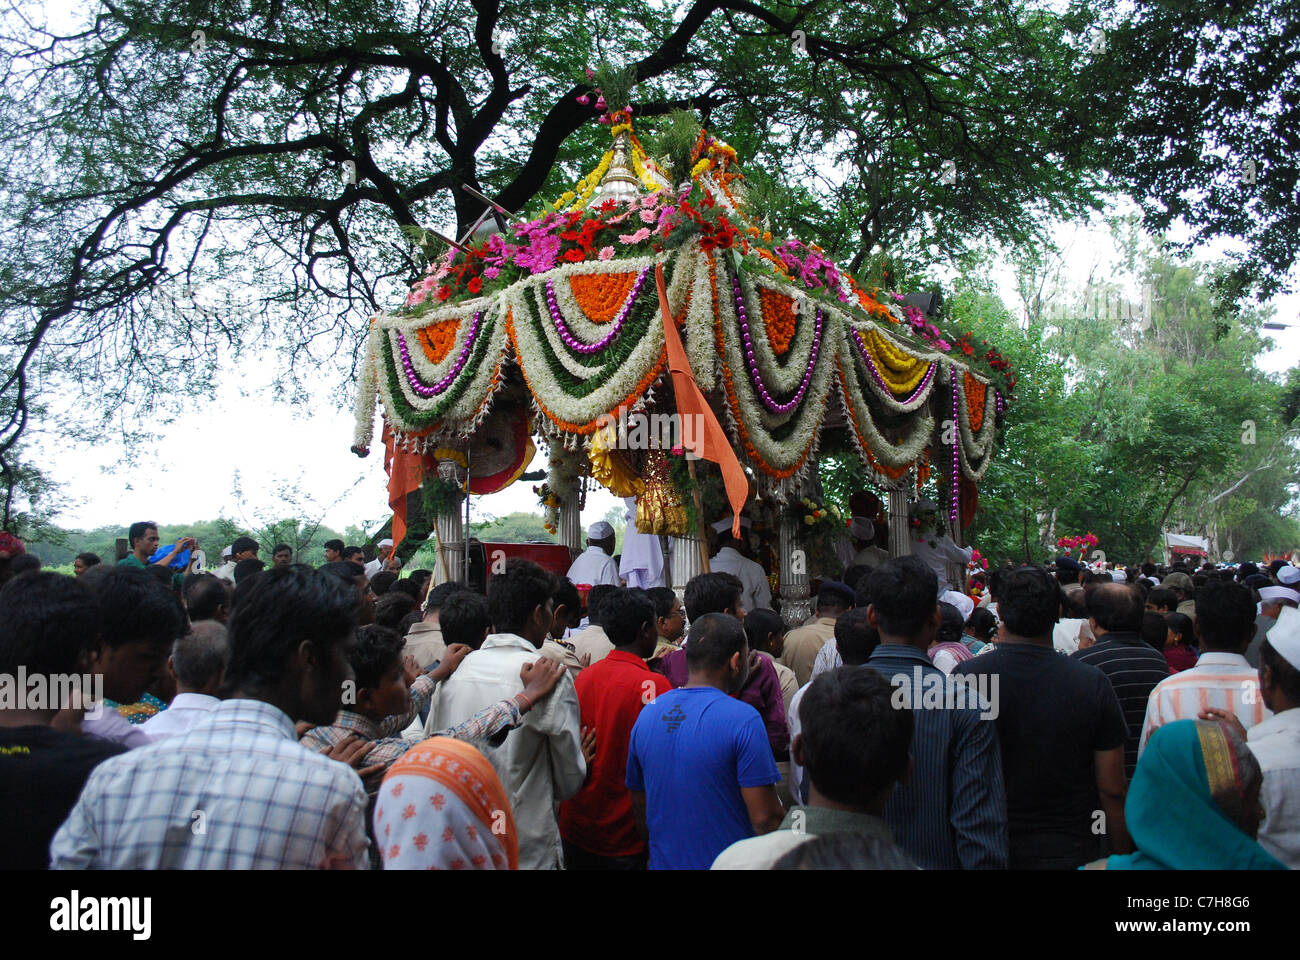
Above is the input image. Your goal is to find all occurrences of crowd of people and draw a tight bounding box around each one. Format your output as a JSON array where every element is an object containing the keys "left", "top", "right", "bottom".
[{"left": 0, "top": 518, "right": 1297, "bottom": 871}]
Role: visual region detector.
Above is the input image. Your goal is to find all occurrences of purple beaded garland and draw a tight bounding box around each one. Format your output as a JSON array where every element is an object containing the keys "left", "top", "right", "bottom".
[
  {"left": 545, "top": 266, "right": 650, "bottom": 354},
  {"left": 397, "top": 311, "right": 483, "bottom": 398},
  {"left": 731, "top": 272, "right": 822, "bottom": 415}
]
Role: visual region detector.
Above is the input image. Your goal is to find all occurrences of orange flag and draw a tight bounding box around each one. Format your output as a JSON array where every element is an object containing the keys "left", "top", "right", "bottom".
[
  {"left": 382, "top": 424, "right": 426, "bottom": 547},
  {"left": 655, "top": 263, "right": 747, "bottom": 538}
]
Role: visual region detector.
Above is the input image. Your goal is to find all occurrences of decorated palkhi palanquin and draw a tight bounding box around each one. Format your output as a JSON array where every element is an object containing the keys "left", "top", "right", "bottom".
[{"left": 352, "top": 103, "right": 1014, "bottom": 623}]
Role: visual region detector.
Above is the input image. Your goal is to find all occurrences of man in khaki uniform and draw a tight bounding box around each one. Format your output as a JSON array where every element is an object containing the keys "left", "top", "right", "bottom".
[{"left": 779, "top": 582, "right": 856, "bottom": 687}]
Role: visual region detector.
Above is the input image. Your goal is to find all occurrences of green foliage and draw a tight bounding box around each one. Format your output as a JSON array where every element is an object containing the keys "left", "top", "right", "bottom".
[
  {"left": 1096, "top": 0, "right": 1300, "bottom": 300},
  {"left": 648, "top": 109, "right": 702, "bottom": 185},
  {"left": 421, "top": 474, "right": 466, "bottom": 521},
  {"left": 955, "top": 234, "right": 1299, "bottom": 565},
  {"left": 589, "top": 62, "right": 638, "bottom": 115},
  {"left": 469, "top": 511, "right": 557, "bottom": 544}
]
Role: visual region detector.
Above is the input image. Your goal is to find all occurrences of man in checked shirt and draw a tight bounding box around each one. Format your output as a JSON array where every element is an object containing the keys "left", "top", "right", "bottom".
[{"left": 50, "top": 565, "right": 557, "bottom": 870}]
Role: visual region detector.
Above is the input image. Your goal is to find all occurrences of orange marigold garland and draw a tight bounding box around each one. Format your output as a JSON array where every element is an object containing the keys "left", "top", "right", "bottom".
[
  {"left": 417, "top": 318, "right": 462, "bottom": 365},
  {"left": 963, "top": 371, "right": 987, "bottom": 433},
  {"left": 758, "top": 287, "right": 797, "bottom": 357},
  {"left": 568, "top": 272, "right": 639, "bottom": 324}
]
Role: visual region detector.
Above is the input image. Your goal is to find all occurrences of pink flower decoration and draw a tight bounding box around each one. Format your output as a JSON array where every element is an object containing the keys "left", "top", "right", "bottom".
[
  {"left": 515, "top": 233, "right": 562, "bottom": 273},
  {"left": 639, "top": 207, "right": 658, "bottom": 224},
  {"left": 483, "top": 266, "right": 500, "bottom": 279},
  {"left": 618, "top": 227, "right": 652, "bottom": 244},
  {"left": 576, "top": 94, "right": 590, "bottom": 105},
  {"left": 594, "top": 96, "right": 607, "bottom": 111},
  {"left": 597, "top": 245, "right": 615, "bottom": 260}
]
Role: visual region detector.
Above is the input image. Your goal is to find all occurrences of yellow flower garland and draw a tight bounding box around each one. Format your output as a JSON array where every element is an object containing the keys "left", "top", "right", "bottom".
[{"left": 863, "top": 328, "right": 932, "bottom": 394}]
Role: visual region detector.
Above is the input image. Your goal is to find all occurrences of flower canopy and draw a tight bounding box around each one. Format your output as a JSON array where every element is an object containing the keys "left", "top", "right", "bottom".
[{"left": 353, "top": 114, "right": 1014, "bottom": 533}]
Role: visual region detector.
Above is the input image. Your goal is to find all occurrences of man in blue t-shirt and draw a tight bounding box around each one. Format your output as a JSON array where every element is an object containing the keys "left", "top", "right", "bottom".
[{"left": 627, "top": 612, "right": 784, "bottom": 869}]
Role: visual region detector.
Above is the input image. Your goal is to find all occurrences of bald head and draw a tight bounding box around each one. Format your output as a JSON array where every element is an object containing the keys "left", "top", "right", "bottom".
[{"left": 1086, "top": 582, "right": 1144, "bottom": 635}]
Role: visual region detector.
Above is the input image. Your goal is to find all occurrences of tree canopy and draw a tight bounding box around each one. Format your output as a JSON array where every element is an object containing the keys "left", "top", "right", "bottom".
[{"left": 2, "top": 0, "right": 1296, "bottom": 547}]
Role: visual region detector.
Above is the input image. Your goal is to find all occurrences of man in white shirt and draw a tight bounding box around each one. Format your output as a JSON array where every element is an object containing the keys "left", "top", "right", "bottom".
[
  {"left": 426, "top": 558, "right": 587, "bottom": 869},
  {"left": 1140, "top": 579, "right": 1271, "bottom": 757},
  {"left": 142, "top": 622, "right": 228, "bottom": 739},
  {"left": 708, "top": 517, "right": 771, "bottom": 616},
  {"left": 1240, "top": 608, "right": 1300, "bottom": 866},
  {"left": 213, "top": 536, "right": 259, "bottom": 584},
  {"left": 364, "top": 538, "right": 394, "bottom": 579},
  {"left": 213, "top": 545, "right": 236, "bottom": 581},
  {"left": 907, "top": 501, "right": 971, "bottom": 594},
  {"left": 566, "top": 521, "right": 621, "bottom": 588}
]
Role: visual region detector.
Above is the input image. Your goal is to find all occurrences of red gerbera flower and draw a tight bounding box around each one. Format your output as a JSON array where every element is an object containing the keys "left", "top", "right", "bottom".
[
  {"left": 468, "top": 276, "right": 483, "bottom": 294},
  {"left": 563, "top": 248, "right": 586, "bottom": 262}
]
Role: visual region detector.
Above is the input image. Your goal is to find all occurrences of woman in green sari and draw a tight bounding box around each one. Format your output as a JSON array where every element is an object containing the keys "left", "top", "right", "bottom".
[{"left": 1087, "top": 719, "right": 1285, "bottom": 870}]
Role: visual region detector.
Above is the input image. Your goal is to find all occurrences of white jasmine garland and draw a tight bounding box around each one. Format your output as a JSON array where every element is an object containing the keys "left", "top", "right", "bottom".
[
  {"left": 373, "top": 295, "right": 508, "bottom": 428},
  {"left": 352, "top": 330, "right": 379, "bottom": 452},
  {"left": 508, "top": 258, "right": 667, "bottom": 429},
  {"left": 675, "top": 243, "right": 720, "bottom": 383}
]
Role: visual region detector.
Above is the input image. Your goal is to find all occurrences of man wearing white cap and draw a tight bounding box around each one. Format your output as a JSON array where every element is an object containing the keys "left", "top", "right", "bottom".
[
  {"left": 618, "top": 497, "right": 666, "bottom": 589},
  {"left": 1247, "top": 581, "right": 1300, "bottom": 667},
  {"left": 565, "top": 521, "right": 621, "bottom": 588},
  {"left": 214, "top": 545, "right": 236, "bottom": 582},
  {"left": 908, "top": 500, "right": 972, "bottom": 594},
  {"left": 708, "top": 517, "right": 771, "bottom": 616},
  {"left": 365, "top": 538, "right": 395, "bottom": 579},
  {"left": 1203, "top": 606, "right": 1300, "bottom": 867},
  {"left": 850, "top": 517, "right": 888, "bottom": 569}
]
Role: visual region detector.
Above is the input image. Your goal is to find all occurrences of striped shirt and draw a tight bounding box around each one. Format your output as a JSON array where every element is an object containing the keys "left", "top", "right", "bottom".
[
  {"left": 867, "top": 646, "right": 1009, "bottom": 869},
  {"left": 1071, "top": 632, "right": 1172, "bottom": 779},
  {"left": 1138, "top": 652, "right": 1271, "bottom": 758},
  {"left": 51, "top": 699, "right": 370, "bottom": 869}
]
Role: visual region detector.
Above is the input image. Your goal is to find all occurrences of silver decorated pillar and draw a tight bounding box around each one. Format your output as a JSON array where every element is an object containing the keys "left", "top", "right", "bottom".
[
  {"left": 670, "top": 535, "right": 706, "bottom": 605},
  {"left": 888, "top": 489, "right": 911, "bottom": 559},
  {"left": 431, "top": 457, "right": 465, "bottom": 586},
  {"left": 560, "top": 489, "right": 582, "bottom": 560},
  {"left": 778, "top": 514, "right": 812, "bottom": 628}
]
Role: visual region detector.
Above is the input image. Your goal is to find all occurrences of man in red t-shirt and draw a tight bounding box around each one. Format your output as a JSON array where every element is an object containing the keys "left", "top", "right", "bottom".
[{"left": 559, "top": 587, "right": 671, "bottom": 869}]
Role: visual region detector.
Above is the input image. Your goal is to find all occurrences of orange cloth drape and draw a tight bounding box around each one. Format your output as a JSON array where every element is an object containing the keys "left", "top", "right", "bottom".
[
  {"left": 655, "top": 264, "right": 747, "bottom": 538},
  {"left": 383, "top": 423, "right": 426, "bottom": 547}
]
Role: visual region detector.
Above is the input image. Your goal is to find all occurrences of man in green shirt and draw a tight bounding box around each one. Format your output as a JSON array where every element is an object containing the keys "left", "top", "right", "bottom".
[{"left": 119, "top": 521, "right": 194, "bottom": 589}]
